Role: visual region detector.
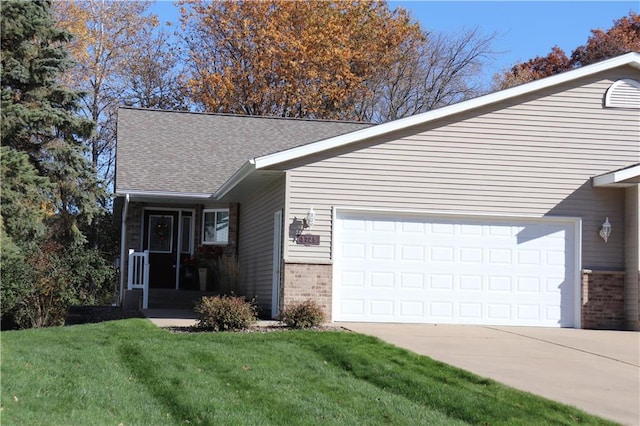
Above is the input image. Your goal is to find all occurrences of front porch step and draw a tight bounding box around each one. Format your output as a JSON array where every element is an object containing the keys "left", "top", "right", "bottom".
[{"left": 148, "top": 289, "right": 217, "bottom": 310}]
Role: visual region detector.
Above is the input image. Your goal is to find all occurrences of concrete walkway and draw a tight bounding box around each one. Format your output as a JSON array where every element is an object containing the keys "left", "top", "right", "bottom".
[
  {"left": 143, "top": 309, "right": 280, "bottom": 328},
  {"left": 337, "top": 323, "right": 640, "bottom": 426},
  {"left": 144, "top": 309, "right": 197, "bottom": 328}
]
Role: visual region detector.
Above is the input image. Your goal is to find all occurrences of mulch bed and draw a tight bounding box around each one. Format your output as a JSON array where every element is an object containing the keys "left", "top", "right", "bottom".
[
  {"left": 164, "top": 324, "right": 347, "bottom": 334},
  {"left": 65, "top": 306, "right": 348, "bottom": 333}
]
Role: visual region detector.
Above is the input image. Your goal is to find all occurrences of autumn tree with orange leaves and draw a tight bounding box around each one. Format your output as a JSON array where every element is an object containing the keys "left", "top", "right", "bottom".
[
  {"left": 494, "top": 12, "right": 640, "bottom": 90},
  {"left": 180, "top": 0, "right": 424, "bottom": 120}
]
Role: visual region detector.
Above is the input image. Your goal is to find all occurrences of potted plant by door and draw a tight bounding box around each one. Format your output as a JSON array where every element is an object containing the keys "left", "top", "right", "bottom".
[{"left": 181, "top": 255, "right": 197, "bottom": 290}]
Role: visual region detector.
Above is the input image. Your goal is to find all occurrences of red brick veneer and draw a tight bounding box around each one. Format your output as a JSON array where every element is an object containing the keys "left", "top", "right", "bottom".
[{"left": 581, "top": 270, "right": 625, "bottom": 330}]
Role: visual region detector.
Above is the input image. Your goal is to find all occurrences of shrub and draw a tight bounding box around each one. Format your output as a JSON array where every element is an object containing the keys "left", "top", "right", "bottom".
[
  {"left": 195, "top": 295, "right": 257, "bottom": 331},
  {"left": 1, "top": 239, "right": 116, "bottom": 329},
  {"left": 280, "top": 299, "right": 326, "bottom": 329}
]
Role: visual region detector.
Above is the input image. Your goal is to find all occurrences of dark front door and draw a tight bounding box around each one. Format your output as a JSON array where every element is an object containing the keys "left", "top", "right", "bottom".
[{"left": 143, "top": 210, "right": 179, "bottom": 288}]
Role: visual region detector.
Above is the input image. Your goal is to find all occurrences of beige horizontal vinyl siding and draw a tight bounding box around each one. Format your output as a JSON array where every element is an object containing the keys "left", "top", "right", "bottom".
[
  {"left": 284, "top": 69, "right": 639, "bottom": 269},
  {"left": 238, "top": 176, "right": 284, "bottom": 313}
]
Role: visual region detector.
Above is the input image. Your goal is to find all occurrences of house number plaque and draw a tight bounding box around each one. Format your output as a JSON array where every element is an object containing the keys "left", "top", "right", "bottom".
[{"left": 296, "top": 234, "right": 320, "bottom": 245}]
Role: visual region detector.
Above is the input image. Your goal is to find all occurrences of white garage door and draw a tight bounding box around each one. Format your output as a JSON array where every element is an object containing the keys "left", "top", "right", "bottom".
[{"left": 333, "top": 211, "right": 579, "bottom": 327}]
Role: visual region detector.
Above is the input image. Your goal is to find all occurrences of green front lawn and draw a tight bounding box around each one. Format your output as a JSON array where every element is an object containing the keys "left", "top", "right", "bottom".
[{"left": 1, "top": 319, "right": 614, "bottom": 425}]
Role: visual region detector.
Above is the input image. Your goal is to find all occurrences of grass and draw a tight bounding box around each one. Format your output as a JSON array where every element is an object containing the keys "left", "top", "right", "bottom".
[{"left": 1, "top": 319, "right": 616, "bottom": 426}]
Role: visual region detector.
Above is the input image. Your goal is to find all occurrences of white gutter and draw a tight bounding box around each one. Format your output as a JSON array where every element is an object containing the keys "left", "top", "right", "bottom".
[
  {"left": 118, "top": 193, "right": 129, "bottom": 305},
  {"left": 114, "top": 189, "right": 213, "bottom": 200}
]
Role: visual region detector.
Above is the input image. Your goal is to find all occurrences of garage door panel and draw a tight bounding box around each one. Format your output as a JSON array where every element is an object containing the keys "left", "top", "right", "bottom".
[
  {"left": 487, "top": 304, "right": 511, "bottom": 320},
  {"left": 402, "top": 222, "right": 426, "bottom": 233},
  {"left": 342, "top": 243, "right": 366, "bottom": 258},
  {"left": 369, "top": 299, "right": 394, "bottom": 316},
  {"left": 340, "top": 270, "right": 365, "bottom": 287},
  {"left": 371, "top": 272, "right": 395, "bottom": 288},
  {"left": 400, "top": 273, "right": 424, "bottom": 289},
  {"left": 340, "top": 299, "right": 365, "bottom": 315},
  {"left": 334, "top": 212, "right": 578, "bottom": 327},
  {"left": 460, "top": 275, "right": 483, "bottom": 290},
  {"left": 459, "top": 303, "right": 483, "bottom": 319},
  {"left": 460, "top": 248, "right": 483, "bottom": 263},
  {"left": 372, "top": 244, "right": 395, "bottom": 260}
]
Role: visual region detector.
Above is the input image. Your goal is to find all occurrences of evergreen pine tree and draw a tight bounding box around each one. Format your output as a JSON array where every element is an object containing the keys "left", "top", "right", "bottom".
[
  {"left": 1, "top": 0, "right": 99, "bottom": 244},
  {"left": 1, "top": 1, "right": 114, "bottom": 328}
]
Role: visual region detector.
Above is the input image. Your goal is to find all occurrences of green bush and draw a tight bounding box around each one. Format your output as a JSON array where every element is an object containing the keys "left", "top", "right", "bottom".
[
  {"left": 0, "top": 239, "right": 116, "bottom": 329},
  {"left": 280, "top": 299, "right": 326, "bottom": 329},
  {"left": 195, "top": 295, "right": 257, "bottom": 331}
]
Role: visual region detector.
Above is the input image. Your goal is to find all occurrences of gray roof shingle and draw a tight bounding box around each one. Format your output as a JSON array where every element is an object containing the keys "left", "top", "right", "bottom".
[{"left": 115, "top": 107, "right": 372, "bottom": 194}]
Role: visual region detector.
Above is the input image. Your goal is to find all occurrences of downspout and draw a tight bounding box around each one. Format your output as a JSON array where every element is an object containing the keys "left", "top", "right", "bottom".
[{"left": 118, "top": 193, "right": 130, "bottom": 306}]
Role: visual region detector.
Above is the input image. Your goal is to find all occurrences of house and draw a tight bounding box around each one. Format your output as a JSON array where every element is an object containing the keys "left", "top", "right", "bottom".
[{"left": 115, "top": 52, "right": 640, "bottom": 330}]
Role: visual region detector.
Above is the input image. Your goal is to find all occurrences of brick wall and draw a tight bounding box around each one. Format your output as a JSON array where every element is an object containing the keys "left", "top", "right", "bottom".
[
  {"left": 282, "top": 263, "right": 333, "bottom": 321},
  {"left": 125, "top": 202, "right": 143, "bottom": 251},
  {"left": 120, "top": 202, "right": 143, "bottom": 285},
  {"left": 582, "top": 270, "right": 626, "bottom": 330},
  {"left": 226, "top": 203, "right": 239, "bottom": 257},
  {"left": 626, "top": 272, "right": 640, "bottom": 331}
]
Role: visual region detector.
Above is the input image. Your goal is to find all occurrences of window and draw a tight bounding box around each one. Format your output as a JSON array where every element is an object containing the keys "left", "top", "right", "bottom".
[
  {"left": 202, "top": 209, "right": 229, "bottom": 244},
  {"left": 181, "top": 215, "right": 192, "bottom": 254},
  {"left": 148, "top": 215, "right": 173, "bottom": 253}
]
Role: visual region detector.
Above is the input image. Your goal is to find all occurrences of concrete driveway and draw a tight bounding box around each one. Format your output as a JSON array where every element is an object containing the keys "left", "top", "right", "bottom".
[{"left": 338, "top": 323, "right": 640, "bottom": 425}]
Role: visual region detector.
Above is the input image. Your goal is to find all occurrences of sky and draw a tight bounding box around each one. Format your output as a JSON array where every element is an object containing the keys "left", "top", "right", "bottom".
[{"left": 150, "top": 0, "right": 638, "bottom": 86}]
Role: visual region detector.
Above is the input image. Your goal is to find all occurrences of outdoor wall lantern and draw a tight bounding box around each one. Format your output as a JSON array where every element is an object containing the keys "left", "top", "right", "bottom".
[
  {"left": 303, "top": 207, "right": 316, "bottom": 229},
  {"left": 599, "top": 217, "right": 612, "bottom": 243}
]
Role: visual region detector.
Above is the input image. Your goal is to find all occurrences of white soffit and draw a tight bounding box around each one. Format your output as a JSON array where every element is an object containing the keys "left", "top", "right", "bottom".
[{"left": 592, "top": 164, "right": 640, "bottom": 187}]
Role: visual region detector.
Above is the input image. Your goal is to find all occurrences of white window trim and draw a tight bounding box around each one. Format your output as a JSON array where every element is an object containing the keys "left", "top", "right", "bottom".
[{"left": 202, "top": 208, "right": 230, "bottom": 245}]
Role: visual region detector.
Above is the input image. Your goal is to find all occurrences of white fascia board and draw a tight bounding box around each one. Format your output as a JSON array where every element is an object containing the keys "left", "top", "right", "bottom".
[
  {"left": 213, "top": 160, "right": 257, "bottom": 199},
  {"left": 592, "top": 164, "right": 640, "bottom": 187},
  {"left": 254, "top": 52, "right": 640, "bottom": 170},
  {"left": 116, "top": 189, "right": 213, "bottom": 200}
]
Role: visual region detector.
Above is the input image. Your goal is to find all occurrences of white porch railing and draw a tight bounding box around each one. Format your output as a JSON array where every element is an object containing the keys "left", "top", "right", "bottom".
[{"left": 127, "top": 249, "right": 149, "bottom": 309}]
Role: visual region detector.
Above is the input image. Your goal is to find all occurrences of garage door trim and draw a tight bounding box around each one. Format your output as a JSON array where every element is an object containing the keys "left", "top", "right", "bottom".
[{"left": 332, "top": 207, "right": 582, "bottom": 327}]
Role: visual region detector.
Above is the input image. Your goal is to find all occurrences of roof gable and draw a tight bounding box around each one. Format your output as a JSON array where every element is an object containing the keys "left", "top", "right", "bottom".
[{"left": 251, "top": 53, "right": 640, "bottom": 170}]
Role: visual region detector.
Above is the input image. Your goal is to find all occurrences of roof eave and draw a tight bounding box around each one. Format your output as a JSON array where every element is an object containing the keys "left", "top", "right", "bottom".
[
  {"left": 592, "top": 164, "right": 640, "bottom": 188},
  {"left": 115, "top": 189, "right": 214, "bottom": 202},
  {"left": 213, "top": 160, "right": 257, "bottom": 200}
]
